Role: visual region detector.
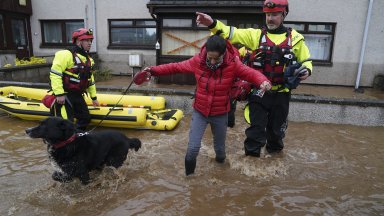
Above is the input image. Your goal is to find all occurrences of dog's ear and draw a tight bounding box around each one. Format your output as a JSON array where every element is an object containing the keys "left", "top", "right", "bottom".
[
  {"left": 59, "top": 119, "right": 76, "bottom": 138},
  {"left": 58, "top": 119, "right": 71, "bottom": 129}
]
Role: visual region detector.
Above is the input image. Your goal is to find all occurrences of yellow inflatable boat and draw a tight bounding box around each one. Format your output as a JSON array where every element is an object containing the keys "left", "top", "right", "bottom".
[
  {"left": 0, "top": 86, "right": 165, "bottom": 110},
  {"left": 0, "top": 86, "right": 183, "bottom": 130}
]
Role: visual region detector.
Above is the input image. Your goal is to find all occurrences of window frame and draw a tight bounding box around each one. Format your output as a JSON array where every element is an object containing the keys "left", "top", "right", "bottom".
[
  {"left": 157, "top": 15, "right": 263, "bottom": 61},
  {"left": 285, "top": 21, "right": 336, "bottom": 65},
  {"left": 161, "top": 16, "right": 210, "bottom": 30},
  {"left": 0, "top": 14, "right": 6, "bottom": 49},
  {"left": 160, "top": 16, "right": 215, "bottom": 58},
  {"left": 40, "top": 19, "right": 84, "bottom": 48},
  {"left": 108, "top": 19, "right": 157, "bottom": 50}
]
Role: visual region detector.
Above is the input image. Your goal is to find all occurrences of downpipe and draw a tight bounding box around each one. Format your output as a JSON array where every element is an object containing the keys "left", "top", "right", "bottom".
[{"left": 355, "top": 0, "right": 374, "bottom": 91}]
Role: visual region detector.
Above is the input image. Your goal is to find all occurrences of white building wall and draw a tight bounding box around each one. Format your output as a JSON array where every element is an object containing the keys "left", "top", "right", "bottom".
[
  {"left": 30, "top": 0, "right": 91, "bottom": 56},
  {"left": 30, "top": 0, "right": 155, "bottom": 75},
  {"left": 289, "top": 0, "right": 384, "bottom": 87},
  {"left": 30, "top": 0, "right": 384, "bottom": 87},
  {"left": 362, "top": 0, "right": 384, "bottom": 87},
  {"left": 95, "top": 0, "right": 155, "bottom": 75}
]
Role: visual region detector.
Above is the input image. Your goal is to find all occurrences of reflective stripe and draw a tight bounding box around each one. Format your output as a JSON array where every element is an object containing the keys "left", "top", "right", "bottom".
[
  {"left": 60, "top": 105, "right": 68, "bottom": 119},
  {"left": 63, "top": 70, "right": 79, "bottom": 77},
  {"left": 244, "top": 103, "right": 250, "bottom": 124},
  {"left": 69, "top": 77, "right": 80, "bottom": 83},
  {"left": 271, "top": 84, "right": 289, "bottom": 92},
  {"left": 89, "top": 82, "right": 95, "bottom": 85},
  {"left": 261, "top": 35, "right": 266, "bottom": 43},
  {"left": 74, "top": 56, "right": 81, "bottom": 64},
  {"left": 227, "top": 26, "right": 234, "bottom": 40},
  {"left": 50, "top": 69, "right": 62, "bottom": 77}
]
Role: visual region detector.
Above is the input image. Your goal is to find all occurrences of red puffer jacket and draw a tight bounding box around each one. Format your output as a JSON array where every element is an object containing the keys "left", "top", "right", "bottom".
[{"left": 150, "top": 41, "right": 269, "bottom": 117}]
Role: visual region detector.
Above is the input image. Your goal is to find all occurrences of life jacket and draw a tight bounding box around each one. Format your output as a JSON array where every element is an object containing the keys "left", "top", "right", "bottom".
[
  {"left": 249, "top": 27, "right": 296, "bottom": 85},
  {"left": 62, "top": 52, "right": 92, "bottom": 93}
]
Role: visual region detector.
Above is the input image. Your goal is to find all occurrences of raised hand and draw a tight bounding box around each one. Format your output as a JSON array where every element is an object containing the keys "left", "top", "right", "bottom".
[{"left": 196, "top": 12, "right": 214, "bottom": 27}]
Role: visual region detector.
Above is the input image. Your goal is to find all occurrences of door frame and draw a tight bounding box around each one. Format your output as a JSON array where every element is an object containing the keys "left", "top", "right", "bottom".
[
  {"left": 0, "top": 11, "right": 33, "bottom": 59},
  {"left": 11, "top": 16, "right": 31, "bottom": 59}
]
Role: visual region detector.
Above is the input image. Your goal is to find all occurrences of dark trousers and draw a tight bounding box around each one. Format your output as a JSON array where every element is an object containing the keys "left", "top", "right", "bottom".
[
  {"left": 227, "top": 99, "right": 237, "bottom": 128},
  {"left": 244, "top": 91, "right": 290, "bottom": 155},
  {"left": 51, "top": 92, "right": 91, "bottom": 131}
]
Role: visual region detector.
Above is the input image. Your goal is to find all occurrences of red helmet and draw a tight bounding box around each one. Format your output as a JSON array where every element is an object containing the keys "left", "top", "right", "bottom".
[
  {"left": 263, "top": 0, "right": 289, "bottom": 15},
  {"left": 72, "top": 28, "right": 93, "bottom": 43}
]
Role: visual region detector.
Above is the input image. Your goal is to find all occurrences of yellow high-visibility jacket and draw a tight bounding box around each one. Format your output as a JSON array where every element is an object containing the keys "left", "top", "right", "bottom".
[
  {"left": 50, "top": 50, "right": 97, "bottom": 99},
  {"left": 211, "top": 20, "right": 313, "bottom": 92}
]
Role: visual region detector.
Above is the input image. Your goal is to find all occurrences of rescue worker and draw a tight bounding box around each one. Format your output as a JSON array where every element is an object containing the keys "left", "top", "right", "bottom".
[
  {"left": 133, "top": 34, "right": 271, "bottom": 176},
  {"left": 196, "top": 0, "right": 313, "bottom": 157},
  {"left": 50, "top": 28, "right": 99, "bottom": 131},
  {"left": 228, "top": 46, "right": 253, "bottom": 128}
]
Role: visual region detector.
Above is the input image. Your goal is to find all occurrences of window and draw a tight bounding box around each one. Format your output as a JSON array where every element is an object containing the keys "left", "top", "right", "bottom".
[
  {"left": 41, "top": 20, "right": 84, "bottom": 47},
  {"left": 0, "top": 14, "right": 6, "bottom": 48},
  {"left": 161, "top": 18, "right": 227, "bottom": 56},
  {"left": 285, "top": 22, "right": 336, "bottom": 64},
  {"left": 108, "top": 19, "right": 156, "bottom": 49},
  {"left": 163, "top": 19, "right": 192, "bottom": 27},
  {"left": 227, "top": 17, "right": 263, "bottom": 49},
  {"left": 11, "top": 19, "right": 26, "bottom": 46}
]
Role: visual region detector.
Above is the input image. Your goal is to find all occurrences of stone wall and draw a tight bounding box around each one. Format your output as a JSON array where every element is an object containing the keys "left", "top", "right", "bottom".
[
  {"left": 0, "top": 64, "right": 51, "bottom": 83},
  {"left": 0, "top": 52, "right": 16, "bottom": 67}
]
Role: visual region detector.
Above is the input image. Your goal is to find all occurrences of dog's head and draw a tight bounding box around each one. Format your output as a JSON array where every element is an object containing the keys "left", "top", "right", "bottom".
[{"left": 26, "top": 117, "right": 76, "bottom": 144}]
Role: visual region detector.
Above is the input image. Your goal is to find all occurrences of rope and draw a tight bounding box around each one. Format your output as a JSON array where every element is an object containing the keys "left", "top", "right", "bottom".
[{"left": 88, "top": 79, "right": 135, "bottom": 132}]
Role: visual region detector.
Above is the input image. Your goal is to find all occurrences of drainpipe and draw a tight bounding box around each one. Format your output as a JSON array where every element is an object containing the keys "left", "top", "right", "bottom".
[
  {"left": 84, "top": 4, "right": 88, "bottom": 29},
  {"left": 92, "top": 0, "right": 97, "bottom": 53},
  {"left": 355, "top": 0, "right": 373, "bottom": 90},
  {"left": 149, "top": 7, "right": 159, "bottom": 65}
]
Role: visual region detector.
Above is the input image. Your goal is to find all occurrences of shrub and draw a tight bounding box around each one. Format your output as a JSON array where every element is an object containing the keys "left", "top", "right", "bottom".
[
  {"left": 92, "top": 54, "right": 112, "bottom": 81},
  {"left": 15, "top": 57, "right": 47, "bottom": 66},
  {"left": 94, "top": 67, "right": 112, "bottom": 81}
]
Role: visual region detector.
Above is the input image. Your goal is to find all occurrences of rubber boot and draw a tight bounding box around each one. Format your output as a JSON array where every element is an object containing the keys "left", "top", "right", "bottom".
[
  {"left": 215, "top": 156, "right": 226, "bottom": 163},
  {"left": 245, "top": 150, "right": 260, "bottom": 158},
  {"left": 185, "top": 158, "right": 196, "bottom": 176}
]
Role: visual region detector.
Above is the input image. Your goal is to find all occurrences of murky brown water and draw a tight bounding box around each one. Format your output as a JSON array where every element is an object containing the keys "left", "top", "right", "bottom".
[{"left": 1, "top": 108, "right": 384, "bottom": 215}]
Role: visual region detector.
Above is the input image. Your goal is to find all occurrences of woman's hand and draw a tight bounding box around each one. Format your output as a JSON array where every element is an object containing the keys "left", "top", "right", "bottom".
[{"left": 259, "top": 81, "right": 272, "bottom": 91}]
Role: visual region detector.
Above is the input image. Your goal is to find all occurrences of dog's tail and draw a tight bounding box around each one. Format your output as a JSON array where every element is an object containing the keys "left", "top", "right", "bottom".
[{"left": 129, "top": 138, "right": 142, "bottom": 152}]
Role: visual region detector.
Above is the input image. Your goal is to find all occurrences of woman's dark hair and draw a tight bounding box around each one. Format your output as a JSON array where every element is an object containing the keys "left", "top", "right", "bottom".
[{"left": 206, "top": 33, "right": 227, "bottom": 55}]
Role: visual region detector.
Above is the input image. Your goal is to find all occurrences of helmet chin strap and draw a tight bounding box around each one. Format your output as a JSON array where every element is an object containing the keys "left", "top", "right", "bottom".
[{"left": 77, "top": 43, "right": 88, "bottom": 53}]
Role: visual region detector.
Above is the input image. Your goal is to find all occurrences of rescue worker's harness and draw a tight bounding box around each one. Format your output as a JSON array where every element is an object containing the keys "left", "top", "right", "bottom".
[
  {"left": 62, "top": 51, "right": 93, "bottom": 93},
  {"left": 249, "top": 27, "right": 297, "bottom": 86}
]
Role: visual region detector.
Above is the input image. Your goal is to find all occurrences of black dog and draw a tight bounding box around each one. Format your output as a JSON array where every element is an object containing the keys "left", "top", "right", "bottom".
[{"left": 26, "top": 117, "right": 141, "bottom": 185}]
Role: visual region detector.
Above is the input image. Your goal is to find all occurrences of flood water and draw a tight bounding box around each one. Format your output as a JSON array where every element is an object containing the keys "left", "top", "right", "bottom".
[{"left": 1, "top": 108, "right": 384, "bottom": 215}]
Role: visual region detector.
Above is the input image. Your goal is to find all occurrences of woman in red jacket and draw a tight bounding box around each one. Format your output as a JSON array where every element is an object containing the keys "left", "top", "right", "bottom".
[{"left": 134, "top": 35, "right": 271, "bottom": 176}]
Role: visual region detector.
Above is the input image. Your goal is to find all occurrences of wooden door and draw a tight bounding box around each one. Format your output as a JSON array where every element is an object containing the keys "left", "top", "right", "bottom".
[{"left": 11, "top": 18, "right": 30, "bottom": 59}]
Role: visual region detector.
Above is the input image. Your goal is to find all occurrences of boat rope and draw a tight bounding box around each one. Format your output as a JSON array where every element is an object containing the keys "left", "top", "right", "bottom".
[{"left": 88, "top": 79, "right": 135, "bottom": 132}]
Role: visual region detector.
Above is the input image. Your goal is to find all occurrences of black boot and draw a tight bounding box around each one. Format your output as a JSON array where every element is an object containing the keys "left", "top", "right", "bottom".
[
  {"left": 215, "top": 156, "right": 226, "bottom": 163},
  {"left": 245, "top": 150, "right": 260, "bottom": 158},
  {"left": 185, "top": 158, "right": 196, "bottom": 176}
]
